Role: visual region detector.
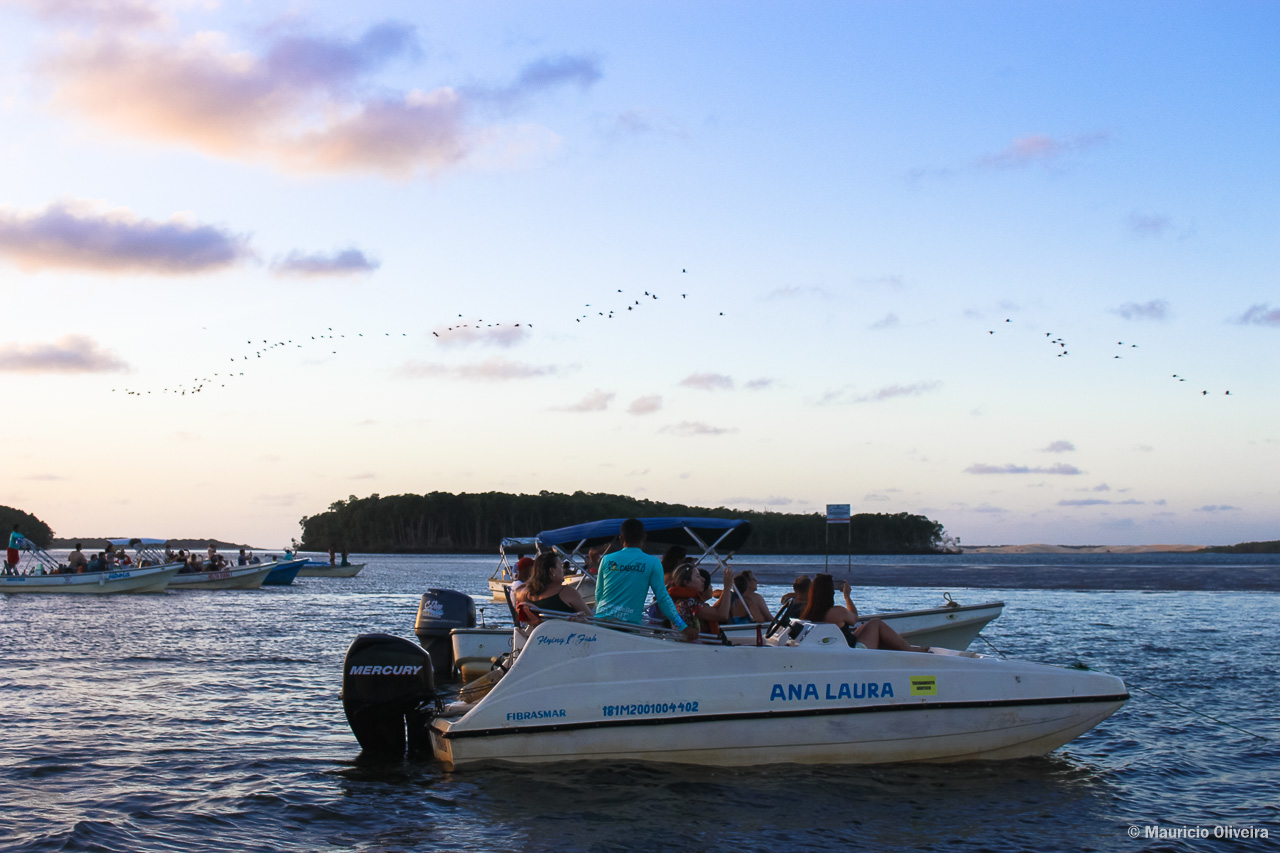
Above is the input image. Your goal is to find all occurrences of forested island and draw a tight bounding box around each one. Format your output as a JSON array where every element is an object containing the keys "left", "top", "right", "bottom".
[{"left": 297, "top": 491, "right": 952, "bottom": 555}]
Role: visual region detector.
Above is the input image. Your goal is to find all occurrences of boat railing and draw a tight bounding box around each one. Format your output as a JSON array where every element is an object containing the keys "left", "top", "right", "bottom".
[{"left": 527, "top": 607, "right": 730, "bottom": 645}]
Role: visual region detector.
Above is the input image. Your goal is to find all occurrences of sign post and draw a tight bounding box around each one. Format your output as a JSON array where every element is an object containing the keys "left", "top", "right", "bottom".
[{"left": 825, "top": 504, "right": 851, "bottom": 572}]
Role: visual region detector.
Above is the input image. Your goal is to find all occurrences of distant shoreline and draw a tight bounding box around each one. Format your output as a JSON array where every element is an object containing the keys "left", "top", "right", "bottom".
[{"left": 959, "top": 544, "right": 1206, "bottom": 554}]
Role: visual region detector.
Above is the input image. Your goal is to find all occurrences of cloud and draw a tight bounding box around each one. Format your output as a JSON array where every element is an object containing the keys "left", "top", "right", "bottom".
[
  {"left": 965, "top": 463, "right": 1083, "bottom": 475},
  {"left": 680, "top": 372, "right": 734, "bottom": 391},
  {"left": 762, "top": 285, "right": 831, "bottom": 300},
  {"left": 607, "top": 107, "right": 687, "bottom": 139},
  {"left": 745, "top": 378, "right": 774, "bottom": 391},
  {"left": 723, "top": 495, "right": 795, "bottom": 507},
  {"left": 660, "top": 421, "right": 737, "bottom": 437},
  {"left": 820, "top": 381, "right": 942, "bottom": 405},
  {"left": 1115, "top": 299, "right": 1170, "bottom": 321},
  {"left": 39, "top": 26, "right": 595, "bottom": 178},
  {"left": 561, "top": 389, "right": 614, "bottom": 412},
  {"left": 628, "top": 395, "right": 662, "bottom": 415},
  {"left": 0, "top": 201, "right": 253, "bottom": 274},
  {"left": 1041, "top": 440, "right": 1075, "bottom": 453},
  {"left": 0, "top": 335, "right": 128, "bottom": 373},
  {"left": 1195, "top": 504, "right": 1240, "bottom": 512},
  {"left": 977, "top": 132, "right": 1109, "bottom": 170},
  {"left": 1234, "top": 304, "right": 1280, "bottom": 327},
  {"left": 271, "top": 248, "right": 379, "bottom": 277},
  {"left": 1092, "top": 483, "right": 1111, "bottom": 492},
  {"left": 1058, "top": 499, "right": 1112, "bottom": 507},
  {"left": 5, "top": 0, "right": 166, "bottom": 27},
  {"left": 863, "top": 494, "right": 891, "bottom": 502},
  {"left": 397, "top": 356, "right": 559, "bottom": 381},
  {"left": 1127, "top": 213, "right": 1173, "bottom": 237},
  {"left": 432, "top": 325, "right": 530, "bottom": 348},
  {"left": 870, "top": 313, "right": 899, "bottom": 330},
  {"left": 466, "top": 54, "right": 602, "bottom": 110}
]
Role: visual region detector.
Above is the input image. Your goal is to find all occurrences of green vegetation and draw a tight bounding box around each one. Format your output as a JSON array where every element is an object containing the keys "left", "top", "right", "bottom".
[
  {"left": 299, "top": 490, "right": 949, "bottom": 555},
  {"left": 1203, "top": 540, "right": 1280, "bottom": 554},
  {"left": 0, "top": 506, "right": 54, "bottom": 548}
]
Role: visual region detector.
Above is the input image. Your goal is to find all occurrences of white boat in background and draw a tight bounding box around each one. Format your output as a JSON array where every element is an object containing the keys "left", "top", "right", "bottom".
[
  {"left": 487, "top": 537, "right": 595, "bottom": 603},
  {"left": 297, "top": 562, "right": 366, "bottom": 578},
  {"left": 109, "top": 538, "right": 273, "bottom": 591},
  {"left": 342, "top": 614, "right": 1128, "bottom": 767},
  {"left": 1, "top": 540, "right": 181, "bottom": 594}
]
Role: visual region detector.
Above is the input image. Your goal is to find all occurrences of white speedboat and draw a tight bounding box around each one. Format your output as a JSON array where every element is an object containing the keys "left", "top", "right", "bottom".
[
  {"left": 342, "top": 615, "right": 1127, "bottom": 767},
  {"left": 1, "top": 538, "right": 182, "bottom": 594},
  {"left": 486, "top": 537, "right": 596, "bottom": 605}
]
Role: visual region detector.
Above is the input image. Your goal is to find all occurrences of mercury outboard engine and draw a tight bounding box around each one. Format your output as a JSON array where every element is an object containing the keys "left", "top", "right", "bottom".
[
  {"left": 413, "top": 589, "right": 476, "bottom": 680},
  {"left": 342, "top": 633, "right": 436, "bottom": 755}
]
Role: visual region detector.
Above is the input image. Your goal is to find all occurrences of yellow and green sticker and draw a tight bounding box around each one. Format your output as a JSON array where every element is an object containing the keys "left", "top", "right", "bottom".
[{"left": 910, "top": 675, "right": 937, "bottom": 696}]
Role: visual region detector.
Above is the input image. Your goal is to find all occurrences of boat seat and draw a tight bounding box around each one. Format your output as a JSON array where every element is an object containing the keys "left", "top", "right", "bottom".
[{"left": 785, "top": 621, "right": 860, "bottom": 648}]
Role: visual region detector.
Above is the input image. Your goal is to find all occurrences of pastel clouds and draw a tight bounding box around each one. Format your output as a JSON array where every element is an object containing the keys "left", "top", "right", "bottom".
[
  {"left": 0, "top": 201, "right": 252, "bottom": 274},
  {"left": 819, "top": 381, "right": 942, "bottom": 405},
  {"left": 660, "top": 421, "right": 736, "bottom": 437},
  {"left": 1115, "top": 299, "right": 1170, "bottom": 321},
  {"left": 0, "top": 334, "right": 128, "bottom": 373},
  {"left": 965, "top": 463, "right": 1083, "bottom": 475},
  {"left": 1041, "top": 440, "right": 1075, "bottom": 453},
  {"left": 978, "top": 132, "right": 1109, "bottom": 170},
  {"left": 432, "top": 326, "right": 530, "bottom": 348},
  {"left": 680, "top": 372, "right": 734, "bottom": 391},
  {"left": 39, "top": 24, "right": 599, "bottom": 178},
  {"left": 1234, "top": 304, "right": 1280, "bottom": 327},
  {"left": 562, "top": 390, "right": 614, "bottom": 412},
  {"left": 272, "top": 248, "right": 379, "bottom": 277},
  {"left": 628, "top": 395, "right": 663, "bottom": 415},
  {"left": 396, "top": 357, "right": 559, "bottom": 381}
]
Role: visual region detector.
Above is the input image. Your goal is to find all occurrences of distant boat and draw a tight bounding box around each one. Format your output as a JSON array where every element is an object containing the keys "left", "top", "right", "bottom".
[
  {"left": 297, "top": 561, "right": 365, "bottom": 578},
  {"left": 263, "top": 557, "right": 306, "bottom": 585},
  {"left": 109, "top": 538, "right": 273, "bottom": 591},
  {"left": 1, "top": 538, "right": 182, "bottom": 594}
]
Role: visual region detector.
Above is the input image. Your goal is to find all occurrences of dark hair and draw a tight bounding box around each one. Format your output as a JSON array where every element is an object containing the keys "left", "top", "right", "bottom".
[
  {"left": 800, "top": 574, "right": 835, "bottom": 622},
  {"left": 733, "top": 570, "right": 754, "bottom": 594},
  {"left": 671, "top": 562, "right": 697, "bottom": 588},
  {"left": 793, "top": 575, "right": 811, "bottom": 593},
  {"left": 698, "top": 567, "right": 712, "bottom": 592},
  {"left": 619, "top": 518, "right": 645, "bottom": 545},
  {"left": 661, "top": 546, "right": 688, "bottom": 575},
  {"left": 527, "top": 552, "right": 560, "bottom": 597}
]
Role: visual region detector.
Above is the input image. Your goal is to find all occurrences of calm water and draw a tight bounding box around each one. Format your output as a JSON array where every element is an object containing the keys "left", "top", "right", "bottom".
[{"left": 2, "top": 553, "right": 1278, "bottom": 852}]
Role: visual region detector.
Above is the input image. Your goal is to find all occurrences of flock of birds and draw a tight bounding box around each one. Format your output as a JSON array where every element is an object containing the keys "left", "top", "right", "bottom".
[
  {"left": 111, "top": 276, "right": 714, "bottom": 397},
  {"left": 986, "top": 318, "right": 1234, "bottom": 397}
]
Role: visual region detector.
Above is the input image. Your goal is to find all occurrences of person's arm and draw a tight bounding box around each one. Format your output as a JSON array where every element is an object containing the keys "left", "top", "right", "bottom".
[
  {"left": 561, "top": 586, "right": 592, "bottom": 616},
  {"left": 840, "top": 580, "right": 859, "bottom": 621},
  {"left": 648, "top": 565, "right": 692, "bottom": 637},
  {"left": 700, "top": 567, "right": 735, "bottom": 623}
]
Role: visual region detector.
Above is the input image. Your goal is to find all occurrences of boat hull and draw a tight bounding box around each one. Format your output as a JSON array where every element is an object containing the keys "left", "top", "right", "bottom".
[
  {"left": 430, "top": 619, "right": 1126, "bottom": 768},
  {"left": 0, "top": 564, "right": 182, "bottom": 594},
  {"left": 167, "top": 564, "right": 274, "bottom": 590},
  {"left": 297, "top": 563, "right": 365, "bottom": 578},
  {"left": 262, "top": 559, "right": 306, "bottom": 585}
]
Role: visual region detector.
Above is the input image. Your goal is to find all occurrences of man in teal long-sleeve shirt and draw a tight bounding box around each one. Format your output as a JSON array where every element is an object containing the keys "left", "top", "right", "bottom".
[{"left": 595, "top": 518, "right": 699, "bottom": 642}]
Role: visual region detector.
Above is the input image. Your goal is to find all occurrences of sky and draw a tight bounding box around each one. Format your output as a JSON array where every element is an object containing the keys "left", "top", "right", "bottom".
[{"left": 1, "top": 0, "right": 1277, "bottom": 548}]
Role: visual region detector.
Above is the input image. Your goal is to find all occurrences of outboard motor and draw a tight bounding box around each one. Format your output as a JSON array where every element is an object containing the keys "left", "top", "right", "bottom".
[
  {"left": 413, "top": 589, "right": 476, "bottom": 680},
  {"left": 342, "top": 633, "right": 436, "bottom": 755}
]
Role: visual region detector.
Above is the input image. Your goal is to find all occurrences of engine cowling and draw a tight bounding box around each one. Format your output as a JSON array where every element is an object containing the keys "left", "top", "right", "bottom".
[{"left": 341, "top": 633, "right": 435, "bottom": 755}]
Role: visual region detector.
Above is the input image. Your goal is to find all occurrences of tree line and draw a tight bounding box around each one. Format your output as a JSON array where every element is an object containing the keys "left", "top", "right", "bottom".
[
  {"left": 0, "top": 506, "right": 54, "bottom": 548},
  {"left": 298, "top": 490, "right": 952, "bottom": 555}
]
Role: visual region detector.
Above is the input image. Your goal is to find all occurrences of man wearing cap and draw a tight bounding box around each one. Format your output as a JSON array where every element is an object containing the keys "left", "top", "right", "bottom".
[
  {"left": 595, "top": 518, "right": 699, "bottom": 642},
  {"left": 511, "top": 555, "right": 534, "bottom": 600}
]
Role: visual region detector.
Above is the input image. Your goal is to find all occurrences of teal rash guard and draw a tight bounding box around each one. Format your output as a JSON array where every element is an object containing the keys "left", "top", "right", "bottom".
[{"left": 594, "top": 547, "right": 687, "bottom": 630}]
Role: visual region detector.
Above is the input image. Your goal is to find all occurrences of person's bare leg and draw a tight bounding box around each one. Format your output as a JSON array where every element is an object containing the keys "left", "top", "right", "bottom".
[{"left": 855, "top": 619, "right": 929, "bottom": 653}]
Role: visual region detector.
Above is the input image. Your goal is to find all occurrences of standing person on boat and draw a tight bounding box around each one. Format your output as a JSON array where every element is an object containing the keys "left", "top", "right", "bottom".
[
  {"left": 65, "top": 543, "right": 87, "bottom": 572},
  {"left": 6, "top": 525, "right": 23, "bottom": 572},
  {"left": 801, "top": 573, "right": 929, "bottom": 652},
  {"left": 514, "top": 552, "right": 592, "bottom": 626},
  {"left": 328, "top": 543, "right": 336, "bottom": 566},
  {"left": 237, "top": 548, "right": 248, "bottom": 566},
  {"left": 584, "top": 547, "right": 605, "bottom": 577},
  {"left": 594, "top": 518, "right": 698, "bottom": 642}
]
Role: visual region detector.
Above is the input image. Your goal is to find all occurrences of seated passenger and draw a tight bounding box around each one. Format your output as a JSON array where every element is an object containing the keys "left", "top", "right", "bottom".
[
  {"left": 87, "top": 553, "right": 104, "bottom": 573},
  {"left": 776, "top": 575, "right": 811, "bottom": 627},
  {"left": 800, "top": 573, "right": 929, "bottom": 652},
  {"left": 238, "top": 548, "right": 248, "bottom": 566},
  {"left": 67, "top": 544, "right": 88, "bottom": 572},
  {"left": 726, "top": 570, "right": 772, "bottom": 624},
  {"left": 665, "top": 564, "right": 734, "bottom": 637},
  {"left": 514, "top": 552, "right": 591, "bottom": 626}
]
